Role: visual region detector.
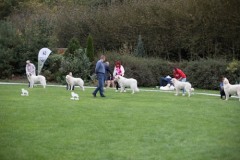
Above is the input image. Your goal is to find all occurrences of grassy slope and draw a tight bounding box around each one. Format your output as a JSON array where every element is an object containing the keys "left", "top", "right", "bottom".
[{"left": 0, "top": 84, "right": 239, "bottom": 160}]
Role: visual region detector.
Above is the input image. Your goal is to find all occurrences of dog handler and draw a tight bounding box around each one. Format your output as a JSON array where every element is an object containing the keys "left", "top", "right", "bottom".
[
  {"left": 92, "top": 55, "right": 106, "bottom": 97},
  {"left": 25, "top": 60, "right": 36, "bottom": 87},
  {"left": 113, "top": 61, "right": 125, "bottom": 92},
  {"left": 173, "top": 67, "right": 187, "bottom": 95}
]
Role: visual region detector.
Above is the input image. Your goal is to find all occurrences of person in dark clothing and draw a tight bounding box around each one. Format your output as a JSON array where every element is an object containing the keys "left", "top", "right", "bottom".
[
  {"left": 92, "top": 55, "right": 106, "bottom": 98},
  {"left": 160, "top": 75, "right": 172, "bottom": 87},
  {"left": 104, "top": 62, "right": 114, "bottom": 88}
]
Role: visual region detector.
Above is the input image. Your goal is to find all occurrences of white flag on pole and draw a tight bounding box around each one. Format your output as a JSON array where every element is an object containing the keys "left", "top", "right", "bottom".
[{"left": 38, "top": 48, "right": 52, "bottom": 75}]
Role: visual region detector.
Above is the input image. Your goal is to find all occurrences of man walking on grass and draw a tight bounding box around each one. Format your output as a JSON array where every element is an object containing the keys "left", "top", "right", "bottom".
[{"left": 92, "top": 55, "right": 106, "bottom": 97}]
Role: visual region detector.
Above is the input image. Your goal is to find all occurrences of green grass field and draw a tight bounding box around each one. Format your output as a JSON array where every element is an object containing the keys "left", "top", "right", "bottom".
[{"left": 0, "top": 84, "right": 239, "bottom": 160}]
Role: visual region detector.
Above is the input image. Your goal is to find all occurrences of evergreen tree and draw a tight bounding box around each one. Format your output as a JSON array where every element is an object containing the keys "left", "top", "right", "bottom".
[
  {"left": 134, "top": 35, "right": 145, "bottom": 57},
  {"left": 86, "top": 34, "right": 94, "bottom": 62},
  {"left": 64, "top": 37, "right": 81, "bottom": 58},
  {"left": 60, "top": 49, "right": 91, "bottom": 80}
]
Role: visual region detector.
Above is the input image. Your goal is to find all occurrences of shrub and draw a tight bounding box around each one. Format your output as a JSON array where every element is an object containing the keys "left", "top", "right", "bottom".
[
  {"left": 64, "top": 37, "right": 81, "bottom": 58},
  {"left": 60, "top": 49, "right": 91, "bottom": 82},
  {"left": 42, "top": 53, "right": 63, "bottom": 82},
  {"left": 134, "top": 35, "right": 145, "bottom": 57},
  {"left": 185, "top": 59, "right": 228, "bottom": 89},
  {"left": 86, "top": 34, "right": 94, "bottom": 62},
  {"left": 226, "top": 59, "right": 240, "bottom": 83},
  {"left": 101, "top": 52, "right": 239, "bottom": 89}
]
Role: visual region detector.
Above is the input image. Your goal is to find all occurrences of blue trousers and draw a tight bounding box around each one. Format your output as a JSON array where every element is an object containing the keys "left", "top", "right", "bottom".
[
  {"left": 181, "top": 78, "right": 187, "bottom": 94},
  {"left": 93, "top": 73, "right": 105, "bottom": 96}
]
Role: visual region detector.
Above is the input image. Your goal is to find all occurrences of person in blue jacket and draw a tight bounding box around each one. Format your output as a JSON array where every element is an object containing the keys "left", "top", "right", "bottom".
[{"left": 92, "top": 55, "right": 106, "bottom": 98}]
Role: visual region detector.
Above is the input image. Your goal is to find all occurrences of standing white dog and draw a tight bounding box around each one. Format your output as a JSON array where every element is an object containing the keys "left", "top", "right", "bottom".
[
  {"left": 27, "top": 74, "right": 46, "bottom": 88},
  {"left": 223, "top": 77, "right": 240, "bottom": 101},
  {"left": 115, "top": 75, "right": 139, "bottom": 94},
  {"left": 66, "top": 75, "right": 85, "bottom": 91},
  {"left": 171, "top": 78, "right": 194, "bottom": 97}
]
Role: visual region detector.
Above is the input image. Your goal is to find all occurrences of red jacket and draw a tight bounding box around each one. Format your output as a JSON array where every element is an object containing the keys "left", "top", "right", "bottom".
[{"left": 173, "top": 68, "right": 186, "bottom": 80}]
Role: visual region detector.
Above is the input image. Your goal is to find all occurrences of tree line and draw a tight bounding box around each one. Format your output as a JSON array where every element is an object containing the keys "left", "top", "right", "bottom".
[
  {"left": 0, "top": 0, "right": 239, "bottom": 88},
  {"left": 1, "top": 0, "right": 240, "bottom": 60}
]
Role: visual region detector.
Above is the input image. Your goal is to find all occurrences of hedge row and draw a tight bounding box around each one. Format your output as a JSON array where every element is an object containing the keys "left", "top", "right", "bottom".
[{"left": 103, "top": 53, "right": 240, "bottom": 90}]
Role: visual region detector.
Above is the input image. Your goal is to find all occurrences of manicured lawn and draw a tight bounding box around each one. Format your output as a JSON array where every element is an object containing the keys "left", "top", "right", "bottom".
[{"left": 0, "top": 84, "right": 239, "bottom": 160}]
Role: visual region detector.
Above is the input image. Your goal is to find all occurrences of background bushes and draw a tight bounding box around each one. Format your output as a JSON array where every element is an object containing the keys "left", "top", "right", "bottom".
[
  {"left": 0, "top": 0, "right": 240, "bottom": 90},
  {"left": 103, "top": 53, "right": 240, "bottom": 89}
]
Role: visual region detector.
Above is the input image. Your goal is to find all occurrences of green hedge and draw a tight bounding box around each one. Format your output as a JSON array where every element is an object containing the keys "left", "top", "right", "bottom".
[{"left": 104, "top": 53, "right": 240, "bottom": 90}]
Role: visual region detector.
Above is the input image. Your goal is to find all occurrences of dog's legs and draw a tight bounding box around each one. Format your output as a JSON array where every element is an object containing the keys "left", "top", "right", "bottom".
[
  {"left": 131, "top": 88, "right": 135, "bottom": 94},
  {"left": 225, "top": 93, "right": 229, "bottom": 100},
  {"left": 42, "top": 80, "right": 46, "bottom": 88},
  {"left": 175, "top": 89, "right": 179, "bottom": 96},
  {"left": 41, "top": 81, "right": 46, "bottom": 88},
  {"left": 120, "top": 86, "right": 124, "bottom": 93},
  {"left": 30, "top": 80, "right": 34, "bottom": 88},
  {"left": 187, "top": 90, "right": 191, "bottom": 97},
  {"left": 82, "top": 86, "right": 85, "bottom": 91},
  {"left": 186, "top": 88, "right": 191, "bottom": 97},
  {"left": 237, "top": 91, "right": 240, "bottom": 101}
]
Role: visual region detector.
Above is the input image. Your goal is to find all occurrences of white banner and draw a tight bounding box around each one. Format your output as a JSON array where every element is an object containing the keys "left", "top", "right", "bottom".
[{"left": 38, "top": 48, "right": 52, "bottom": 75}]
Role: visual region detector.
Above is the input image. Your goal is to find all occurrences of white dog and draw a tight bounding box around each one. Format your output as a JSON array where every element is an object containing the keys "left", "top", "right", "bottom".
[
  {"left": 160, "top": 84, "right": 175, "bottom": 91},
  {"left": 66, "top": 75, "right": 85, "bottom": 91},
  {"left": 71, "top": 92, "right": 79, "bottom": 100},
  {"left": 27, "top": 74, "right": 46, "bottom": 88},
  {"left": 171, "top": 78, "right": 194, "bottom": 97},
  {"left": 115, "top": 75, "right": 139, "bottom": 94},
  {"left": 223, "top": 77, "right": 240, "bottom": 101},
  {"left": 21, "top": 88, "right": 29, "bottom": 96}
]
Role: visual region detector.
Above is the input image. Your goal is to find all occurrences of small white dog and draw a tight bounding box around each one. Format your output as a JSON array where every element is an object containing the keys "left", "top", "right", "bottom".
[
  {"left": 171, "top": 78, "right": 194, "bottom": 97},
  {"left": 115, "top": 75, "right": 139, "bottom": 94},
  {"left": 160, "top": 84, "right": 175, "bottom": 91},
  {"left": 66, "top": 75, "right": 85, "bottom": 91},
  {"left": 223, "top": 77, "right": 240, "bottom": 101},
  {"left": 27, "top": 74, "right": 46, "bottom": 88},
  {"left": 21, "top": 88, "right": 29, "bottom": 96},
  {"left": 71, "top": 92, "right": 79, "bottom": 100}
]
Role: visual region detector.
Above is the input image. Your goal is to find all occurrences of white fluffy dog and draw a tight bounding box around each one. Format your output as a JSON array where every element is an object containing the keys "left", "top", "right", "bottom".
[
  {"left": 115, "top": 75, "right": 139, "bottom": 94},
  {"left": 27, "top": 74, "right": 46, "bottom": 88},
  {"left": 71, "top": 92, "right": 79, "bottom": 100},
  {"left": 66, "top": 75, "right": 85, "bottom": 91},
  {"left": 171, "top": 78, "right": 194, "bottom": 97},
  {"left": 21, "top": 88, "right": 29, "bottom": 96},
  {"left": 223, "top": 77, "right": 240, "bottom": 101},
  {"left": 160, "top": 84, "right": 175, "bottom": 91}
]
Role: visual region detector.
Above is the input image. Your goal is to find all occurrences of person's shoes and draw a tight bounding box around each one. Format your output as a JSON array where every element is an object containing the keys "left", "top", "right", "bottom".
[
  {"left": 92, "top": 93, "right": 96, "bottom": 97},
  {"left": 101, "top": 95, "right": 106, "bottom": 97},
  {"left": 115, "top": 90, "right": 118, "bottom": 92}
]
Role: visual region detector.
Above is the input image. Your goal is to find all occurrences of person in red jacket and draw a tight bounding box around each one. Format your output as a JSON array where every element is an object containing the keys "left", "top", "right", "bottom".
[
  {"left": 173, "top": 67, "right": 186, "bottom": 81},
  {"left": 173, "top": 67, "right": 187, "bottom": 95}
]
